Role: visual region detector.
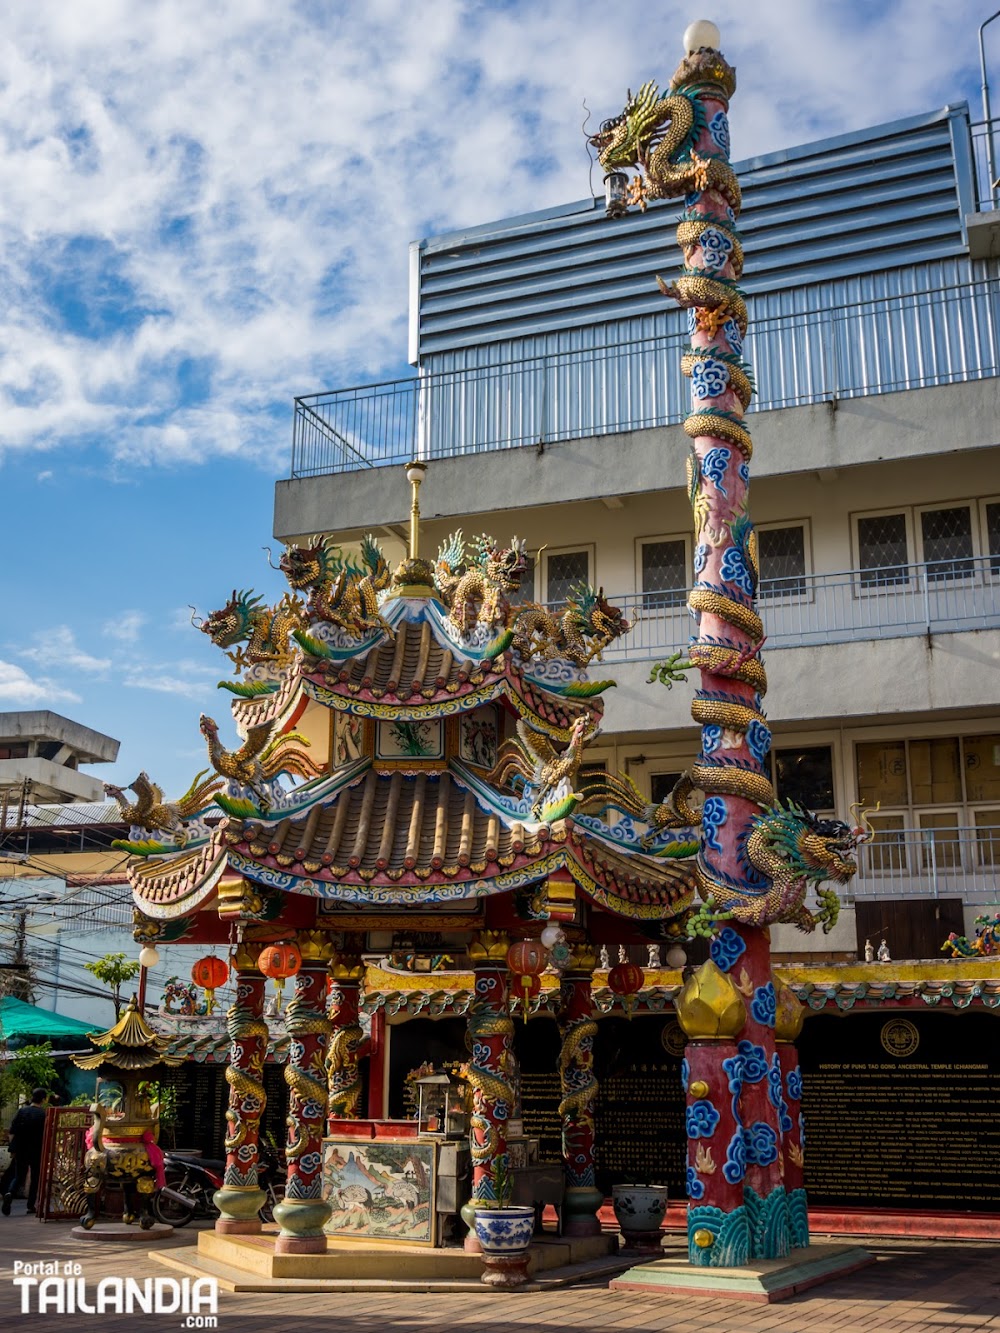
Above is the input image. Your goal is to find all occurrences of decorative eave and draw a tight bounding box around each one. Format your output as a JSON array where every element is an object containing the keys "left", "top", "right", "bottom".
[
  {"left": 128, "top": 758, "right": 697, "bottom": 921},
  {"left": 296, "top": 596, "right": 611, "bottom": 740}
]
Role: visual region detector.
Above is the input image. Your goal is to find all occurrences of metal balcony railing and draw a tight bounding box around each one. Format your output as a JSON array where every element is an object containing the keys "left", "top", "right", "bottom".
[
  {"left": 569, "top": 555, "right": 1000, "bottom": 663},
  {"left": 848, "top": 827, "right": 1000, "bottom": 905},
  {"left": 290, "top": 277, "right": 1000, "bottom": 478}
]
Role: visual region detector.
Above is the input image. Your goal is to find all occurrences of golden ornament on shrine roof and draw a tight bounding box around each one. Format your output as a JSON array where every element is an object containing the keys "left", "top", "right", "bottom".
[
  {"left": 469, "top": 929, "right": 511, "bottom": 962},
  {"left": 774, "top": 982, "right": 806, "bottom": 1043},
  {"left": 675, "top": 960, "right": 746, "bottom": 1041}
]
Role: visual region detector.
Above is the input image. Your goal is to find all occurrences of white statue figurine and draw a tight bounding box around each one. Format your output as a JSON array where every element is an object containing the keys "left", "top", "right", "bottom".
[
  {"left": 864, "top": 939, "right": 874, "bottom": 963},
  {"left": 599, "top": 945, "right": 610, "bottom": 970},
  {"left": 647, "top": 944, "right": 661, "bottom": 968},
  {"left": 877, "top": 939, "right": 891, "bottom": 963},
  {"left": 618, "top": 944, "right": 627, "bottom": 964}
]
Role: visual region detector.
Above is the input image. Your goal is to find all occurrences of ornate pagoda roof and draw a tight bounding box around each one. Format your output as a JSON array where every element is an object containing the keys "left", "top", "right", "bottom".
[
  {"left": 296, "top": 596, "right": 609, "bottom": 739},
  {"left": 128, "top": 766, "right": 697, "bottom": 921},
  {"left": 71, "top": 996, "right": 185, "bottom": 1071}
]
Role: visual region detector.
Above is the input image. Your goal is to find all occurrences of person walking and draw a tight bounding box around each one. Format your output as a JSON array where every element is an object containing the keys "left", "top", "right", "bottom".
[{"left": 2, "top": 1088, "right": 49, "bottom": 1215}]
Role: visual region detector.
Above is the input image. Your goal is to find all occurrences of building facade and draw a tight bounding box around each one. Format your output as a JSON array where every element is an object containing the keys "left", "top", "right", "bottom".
[{"left": 275, "top": 103, "right": 1000, "bottom": 962}]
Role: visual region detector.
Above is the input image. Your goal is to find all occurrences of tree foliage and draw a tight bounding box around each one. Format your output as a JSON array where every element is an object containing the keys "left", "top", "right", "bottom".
[{"left": 84, "top": 952, "right": 142, "bottom": 1020}]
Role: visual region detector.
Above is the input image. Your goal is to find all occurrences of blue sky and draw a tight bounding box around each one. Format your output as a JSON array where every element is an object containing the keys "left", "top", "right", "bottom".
[{"left": 0, "top": 0, "right": 991, "bottom": 797}]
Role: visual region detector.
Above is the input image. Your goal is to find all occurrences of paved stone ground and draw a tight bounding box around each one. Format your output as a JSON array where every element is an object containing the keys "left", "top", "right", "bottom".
[{"left": 0, "top": 1200, "right": 998, "bottom": 1332}]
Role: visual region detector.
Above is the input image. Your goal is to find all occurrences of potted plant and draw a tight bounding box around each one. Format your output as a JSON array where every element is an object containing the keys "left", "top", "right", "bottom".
[
  {"left": 472, "top": 1156, "right": 536, "bottom": 1287},
  {"left": 612, "top": 1182, "right": 669, "bottom": 1250}
]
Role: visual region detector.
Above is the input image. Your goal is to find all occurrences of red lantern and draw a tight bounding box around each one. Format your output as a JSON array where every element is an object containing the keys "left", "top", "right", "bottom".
[
  {"left": 507, "top": 940, "right": 547, "bottom": 1021},
  {"left": 509, "top": 972, "right": 542, "bottom": 1020},
  {"left": 191, "top": 955, "right": 229, "bottom": 1015},
  {"left": 259, "top": 941, "right": 302, "bottom": 1008},
  {"left": 608, "top": 960, "right": 645, "bottom": 1019}
]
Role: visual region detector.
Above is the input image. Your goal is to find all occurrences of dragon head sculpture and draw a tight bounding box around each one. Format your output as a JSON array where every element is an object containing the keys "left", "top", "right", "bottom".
[
  {"left": 569, "top": 585, "right": 630, "bottom": 643},
  {"left": 589, "top": 80, "right": 672, "bottom": 171},
  {"left": 280, "top": 534, "right": 346, "bottom": 591},
  {"left": 475, "top": 534, "right": 528, "bottom": 593},
  {"left": 199, "top": 589, "right": 263, "bottom": 649}
]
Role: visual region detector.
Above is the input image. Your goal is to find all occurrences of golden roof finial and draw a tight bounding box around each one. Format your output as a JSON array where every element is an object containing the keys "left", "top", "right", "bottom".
[{"left": 406, "top": 460, "right": 428, "bottom": 561}]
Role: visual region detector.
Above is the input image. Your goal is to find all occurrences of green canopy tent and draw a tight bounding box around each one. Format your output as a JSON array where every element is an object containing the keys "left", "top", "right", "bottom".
[{"left": 0, "top": 996, "right": 95, "bottom": 1048}]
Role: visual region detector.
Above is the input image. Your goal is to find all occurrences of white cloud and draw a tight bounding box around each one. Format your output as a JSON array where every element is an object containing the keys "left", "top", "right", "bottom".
[
  {"left": 36, "top": 469, "right": 53, "bottom": 482},
  {"left": 19, "top": 626, "right": 111, "bottom": 673},
  {"left": 120, "top": 655, "right": 224, "bottom": 699},
  {"left": 102, "top": 610, "right": 146, "bottom": 643},
  {"left": 0, "top": 659, "right": 80, "bottom": 704},
  {"left": 0, "top": 0, "right": 984, "bottom": 472}
]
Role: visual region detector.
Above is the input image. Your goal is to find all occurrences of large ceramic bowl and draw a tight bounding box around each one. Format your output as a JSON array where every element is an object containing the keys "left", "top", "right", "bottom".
[
  {"left": 473, "top": 1205, "right": 536, "bottom": 1254},
  {"left": 612, "top": 1184, "right": 669, "bottom": 1236}
]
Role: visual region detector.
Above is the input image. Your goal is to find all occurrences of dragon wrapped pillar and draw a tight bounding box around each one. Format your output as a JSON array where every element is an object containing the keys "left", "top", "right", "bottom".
[
  {"left": 273, "top": 932, "right": 333, "bottom": 1254},
  {"left": 558, "top": 945, "right": 602, "bottom": 1237},
  {"left": 463, "top": 930, "right": 513, "bottom": 1252},
  {"left": 775, "top": 983, "right": 809, "bottom": 1249},
  {"left": 676, "top": 961, "right": 749, "bottom": 1265},
  {"left": 590, "top": 26, "right": 864, "bottom": 1266},
  {"left": 327, "top": 945, "right": 366, "bottom": 1123},
  {"left": 215, "top": 943, "right": 270, "bottom": 1235}
]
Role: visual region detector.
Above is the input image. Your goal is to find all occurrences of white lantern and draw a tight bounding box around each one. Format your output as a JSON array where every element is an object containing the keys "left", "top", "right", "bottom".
[
  {"left": 665, "top": 945, "right": 688, "bottom": 970},
  {"left": 683, "top": 19, "right": 721, "bottom": 53},
  {"left": 540, "top": 923, "right": 563, "bottom": 950},
  {"left": 138, "top": 945, "right": 160, "bottom": 969}
]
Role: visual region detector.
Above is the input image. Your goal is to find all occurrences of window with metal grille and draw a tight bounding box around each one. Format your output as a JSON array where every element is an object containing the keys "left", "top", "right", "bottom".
[
  {"left": 857, "top": 512, "right": 909, "bottom": 586},
  {"left": 920, "top": 505, "right": 973, "bottom": 580},
  {"left": 758, "top": 525, "right": 806, "bottom": 596},
  {"left": 984, "top": 501, "right": 1000, "bottom": 576},
  {"left": 546, "top": 550, "right": 589, "bottom": 604},
  {"left": 640, "top": 539, "right": 687, "bottom": 608}
]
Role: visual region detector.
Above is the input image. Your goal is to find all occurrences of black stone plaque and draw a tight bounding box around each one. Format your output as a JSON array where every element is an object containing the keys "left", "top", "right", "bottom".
[
  {"left": 799, "top": 1010, "right": 1000, "bottom": 1211},
  {"left": 593, "top": 1016, "right": 685, "bottom": 1195}
]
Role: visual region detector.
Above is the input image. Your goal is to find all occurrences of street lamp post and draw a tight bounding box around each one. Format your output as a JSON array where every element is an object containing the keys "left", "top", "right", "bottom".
[{"left": 979, "top": 9, "right": 1000, "bottom": 206}]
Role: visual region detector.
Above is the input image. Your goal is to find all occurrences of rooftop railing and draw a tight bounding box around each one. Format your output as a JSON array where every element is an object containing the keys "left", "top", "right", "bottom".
[
  {"left": 848, "top": 826, "right": 1000, "bottom": 906},
  {"left": 971, "top": 117, "right": 1000, "bottom": 211},
  {"left": 290, "top": 276, "right": 1000, "bottom": 478},
  {"left": 559, "top": 555, "right": 1000, "bottom": 664}
]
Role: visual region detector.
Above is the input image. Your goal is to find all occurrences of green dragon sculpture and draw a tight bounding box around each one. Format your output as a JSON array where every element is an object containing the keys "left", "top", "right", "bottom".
[
  {"left": 281, "top": 532, "right": 393, "bottom": 639},
  {"left": 942, "top": 913, "right": 1000, "bottom": 958},
  {"left": 707, "top": 801, "right": 864, "bottom": 933},
  {"left": 434, "top": 530, "right": 528, "bottom": 632},
  {"left": 197, "top": 589, "right": 304, "bottom": 674},
  {"left": 511, "top": 584, "right": 629, "bottom": 668}
]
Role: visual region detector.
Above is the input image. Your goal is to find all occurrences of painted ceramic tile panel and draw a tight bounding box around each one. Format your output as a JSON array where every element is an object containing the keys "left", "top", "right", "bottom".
[
  {"left": 322, "top": 1139, "right": 435, "bottom": 1244},
  {"left": 459, "top": 705, "right": 499, "bottom": 769}
]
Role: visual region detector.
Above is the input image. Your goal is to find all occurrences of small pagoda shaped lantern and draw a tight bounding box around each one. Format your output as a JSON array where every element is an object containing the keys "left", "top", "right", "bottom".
[{"left": 71, "top": 995, "right": 184, "bottom": 1231}]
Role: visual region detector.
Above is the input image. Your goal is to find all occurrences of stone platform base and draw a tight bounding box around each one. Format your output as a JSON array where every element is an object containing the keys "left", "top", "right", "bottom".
[
  {"left": 150, "top": 1228, "right": 619, "bottom": 1292},
  {"left": 610, "top": 1243, "right": 874, "bottom": 1303},
  {"left": 72, "top": 1223, "right": 174, "bottom": 1243}
]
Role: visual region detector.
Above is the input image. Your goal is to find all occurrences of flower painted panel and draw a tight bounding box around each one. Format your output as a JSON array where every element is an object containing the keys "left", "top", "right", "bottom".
[{"left": 376, "top": 719, "right": 444, "bottom": 761}]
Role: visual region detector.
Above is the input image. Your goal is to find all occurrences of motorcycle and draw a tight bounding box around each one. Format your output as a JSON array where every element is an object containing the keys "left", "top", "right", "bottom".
[{"left": 152, "top": 1143, "right": 284, "bottom": 1228}]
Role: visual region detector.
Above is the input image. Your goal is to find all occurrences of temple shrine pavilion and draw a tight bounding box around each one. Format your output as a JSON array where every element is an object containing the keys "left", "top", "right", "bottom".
[{"left": 126, "top": 470, "right": 702, "bottom": 1257}]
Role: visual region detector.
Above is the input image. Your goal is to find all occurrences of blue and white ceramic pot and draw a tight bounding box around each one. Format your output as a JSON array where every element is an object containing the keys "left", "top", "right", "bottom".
[
  {"left": 473, "top": 1205, "right": 536, "bottom": 1255},
  {"left": 612, "top": 1184, "right": 669, "bottom": 1246}
]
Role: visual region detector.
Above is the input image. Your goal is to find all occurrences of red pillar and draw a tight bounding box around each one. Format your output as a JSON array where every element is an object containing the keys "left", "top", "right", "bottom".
[
  {"left": 558, "top": 945, "right": 602, "bottom": 1236},
  {"left": 776, "top": 982, "right": 808, "bottom": 1250},
  {"left": 327, "top": 947, "right": 365, "bottom": 1123},
  {"left": 464, "top": 930, "right": 512, "bottom": 1252},
  {"left": 274, "top": 934, "right": 333, "bottom": 1255},
  {"left": 214, "top": 943, "right": 269, "bottom": 1235}
]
